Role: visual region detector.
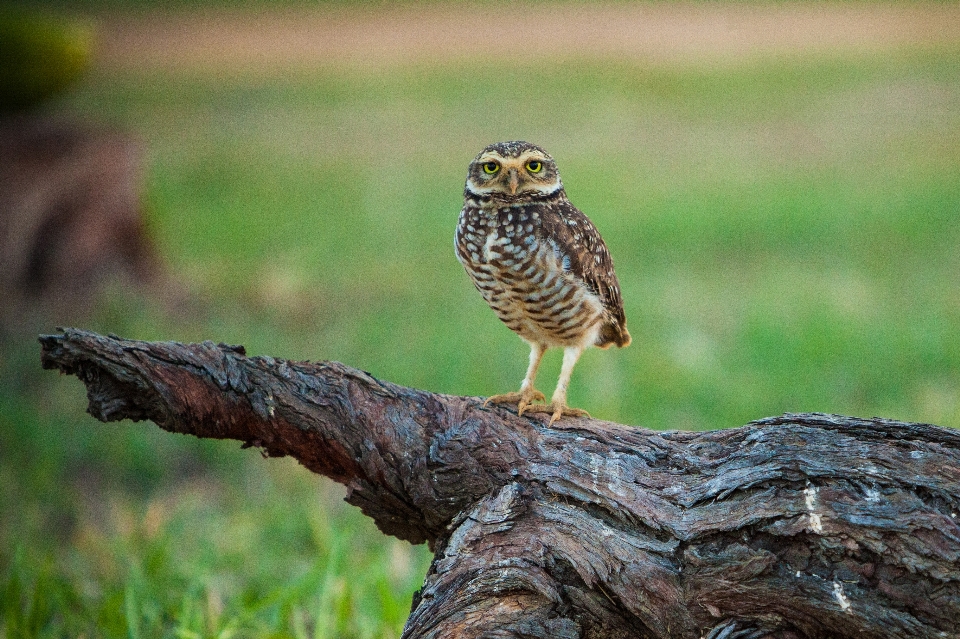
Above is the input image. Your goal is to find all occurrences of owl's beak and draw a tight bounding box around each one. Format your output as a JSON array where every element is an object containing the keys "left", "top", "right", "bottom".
[{"left": 507, "top": 169, "right": 520, "bottom": 194}]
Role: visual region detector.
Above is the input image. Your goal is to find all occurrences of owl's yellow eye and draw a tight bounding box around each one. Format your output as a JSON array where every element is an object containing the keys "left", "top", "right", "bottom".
[
  {"left": 526, "top": 160, "right": 543, "bottom": 173},
  {"left": 482, "top": 162, "right": 500, "bottom": 174}
]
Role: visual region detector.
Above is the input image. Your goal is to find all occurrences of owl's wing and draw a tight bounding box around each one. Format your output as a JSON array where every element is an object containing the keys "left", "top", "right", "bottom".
[{"left": 538, "top": 199, "right": 627, "bottom": 329}]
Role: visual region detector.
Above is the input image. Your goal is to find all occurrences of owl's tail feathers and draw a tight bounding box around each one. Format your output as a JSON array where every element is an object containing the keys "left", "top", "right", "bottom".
[{"left": 597, "top": 321, "right": 631, "bottom": 349}]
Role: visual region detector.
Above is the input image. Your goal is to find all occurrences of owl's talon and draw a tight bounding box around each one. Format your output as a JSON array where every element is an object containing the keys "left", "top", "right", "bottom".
[
  {"left": 483, "top": 392, "right": 521, "bottom": 408},
  {"left": 549, "top": 405, "right": 590, "bottom": 425},
  {"left": 484, "top": 389, "right": 546, "bottom": 413},
  {"left": 522, "top": 402, "right": 590, "bottom": 425},
  {"left": 518, "top": 401, "right": 547, "bottom": 416},
  {"left": 518, "top": 390, "right": 546, "bottom": 415}
]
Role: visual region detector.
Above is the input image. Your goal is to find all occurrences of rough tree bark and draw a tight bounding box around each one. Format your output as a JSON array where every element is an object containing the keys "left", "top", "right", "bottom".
[{"left": 40, "top": 328, "right": 960, "bottom": 639}]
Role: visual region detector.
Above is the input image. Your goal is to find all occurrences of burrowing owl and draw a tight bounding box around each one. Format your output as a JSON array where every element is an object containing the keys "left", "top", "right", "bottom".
[{"left": 456, "top": 141, "right": 630, "bottom": 424}]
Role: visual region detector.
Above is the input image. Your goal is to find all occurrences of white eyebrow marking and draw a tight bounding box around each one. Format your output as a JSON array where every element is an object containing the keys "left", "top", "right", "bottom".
[{"left": 478, "top": 150, "right": 549, "bottom": 167}]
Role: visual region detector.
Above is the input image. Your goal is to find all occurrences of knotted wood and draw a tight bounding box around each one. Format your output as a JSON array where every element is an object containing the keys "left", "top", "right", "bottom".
[{"left": 40, "top": 328, "right": 960, "bottom": 639}]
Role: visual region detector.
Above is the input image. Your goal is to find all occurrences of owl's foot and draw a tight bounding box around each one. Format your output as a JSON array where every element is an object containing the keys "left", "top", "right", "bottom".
[
  {"left": 483, "top": 388, "right": 547, "bottom": 416},
  {"left": 523, "top": 402, "right": 591, "bottom": 426}
]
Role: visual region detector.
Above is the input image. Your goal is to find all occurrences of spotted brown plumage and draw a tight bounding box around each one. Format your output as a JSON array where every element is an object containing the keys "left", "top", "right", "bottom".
[{"left": 455, "top": 141, "right": 630, "bottom": 424}]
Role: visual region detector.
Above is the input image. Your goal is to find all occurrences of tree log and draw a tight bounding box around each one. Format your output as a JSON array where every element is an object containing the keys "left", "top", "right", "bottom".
[{"left": 39, "top": 328, "right": 960, "bottom": 639}]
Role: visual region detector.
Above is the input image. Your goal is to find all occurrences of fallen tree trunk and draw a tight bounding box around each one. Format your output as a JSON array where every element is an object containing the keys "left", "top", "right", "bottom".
[{"left": 40, "top": 328, "right": 960, "bottom": 639}]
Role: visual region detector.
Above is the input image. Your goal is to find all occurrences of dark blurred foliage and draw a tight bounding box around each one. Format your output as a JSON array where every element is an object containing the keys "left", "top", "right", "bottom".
[{"left": 0, "top": 8, "right": 91, "bottom": 113}]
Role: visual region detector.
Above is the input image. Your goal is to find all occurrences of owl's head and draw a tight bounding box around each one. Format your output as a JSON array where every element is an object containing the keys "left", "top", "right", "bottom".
[{"left": 465, "top": 141, "right": 563, "bottom": 201}]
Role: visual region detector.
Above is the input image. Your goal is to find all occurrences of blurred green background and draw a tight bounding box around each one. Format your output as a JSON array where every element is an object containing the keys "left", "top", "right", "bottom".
[{"left": 2, "top": 2, "right": 959, "bottom": 637}]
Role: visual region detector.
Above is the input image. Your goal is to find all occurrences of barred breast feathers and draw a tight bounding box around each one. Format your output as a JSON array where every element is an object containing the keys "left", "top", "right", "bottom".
[{"left": 456, "top": 193, "right": 630, "bottom": 350}]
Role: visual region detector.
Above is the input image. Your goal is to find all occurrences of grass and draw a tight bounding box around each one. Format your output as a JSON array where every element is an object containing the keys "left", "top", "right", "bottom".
[{"left": 2, "top": 19, "right": 959, "bottom": 637}]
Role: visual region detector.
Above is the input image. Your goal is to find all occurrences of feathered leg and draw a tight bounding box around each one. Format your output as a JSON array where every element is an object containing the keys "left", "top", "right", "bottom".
[
  {"left": 525, "top": 345, "right": 590, "bottom": 425},
  {"left": 484, "top": 342, "right": 547, "bottom": 415}
]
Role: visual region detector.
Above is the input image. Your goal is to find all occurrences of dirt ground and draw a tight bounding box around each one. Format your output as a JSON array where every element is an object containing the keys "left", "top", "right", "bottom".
[{"left": 94, "top": 3, "right": 960, "bottom": 74}]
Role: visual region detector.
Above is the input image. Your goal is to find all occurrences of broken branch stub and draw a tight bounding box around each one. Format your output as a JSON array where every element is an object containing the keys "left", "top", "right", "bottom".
[{"left": 39, "top": 328, "right": 960, "bottom": 638}]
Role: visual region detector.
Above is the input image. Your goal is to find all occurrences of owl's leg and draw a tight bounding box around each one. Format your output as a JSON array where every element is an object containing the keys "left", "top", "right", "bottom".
[
  {"left": 483, "top": 342, "right": 547, "bottom": 414},
  {"left": 517, "top": 342, "right": 548, "bottom": 415},
  {"left": 525, "top": 345, "right": 590, "bottom": 425}
]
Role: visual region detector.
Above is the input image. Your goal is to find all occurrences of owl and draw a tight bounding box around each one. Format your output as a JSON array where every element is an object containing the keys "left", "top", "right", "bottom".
[{"left": 455, "top": 141, "right": 630, "bottom": 425}]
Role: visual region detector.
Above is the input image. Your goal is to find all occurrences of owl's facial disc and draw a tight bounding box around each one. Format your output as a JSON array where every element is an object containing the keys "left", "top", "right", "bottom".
[{"left": 466, "top": 146, "right": 562, "bottom": 199}]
